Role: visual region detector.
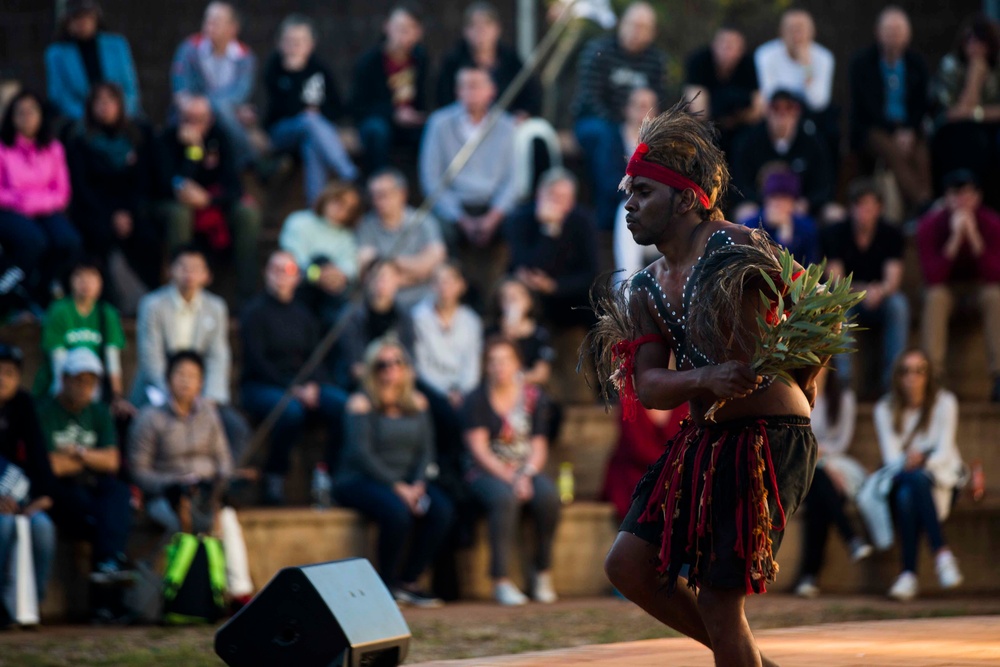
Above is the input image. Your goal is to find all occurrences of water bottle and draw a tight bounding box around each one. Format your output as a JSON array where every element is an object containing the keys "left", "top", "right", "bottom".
[
  {"left": 971, "top": 459, "right": 985, "bottom": 503},
  {"left": 311, "top": 462, "right": 332, "bottom": 509},
  {"left": 559, "top": 462, "right": 575, "bottom": 504}
]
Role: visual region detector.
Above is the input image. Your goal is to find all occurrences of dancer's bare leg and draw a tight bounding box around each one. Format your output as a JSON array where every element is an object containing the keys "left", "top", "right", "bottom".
[
  {"left": 698, "top": 585, "right": 762, "bottom": 667},
  {"left": 605, "top": 532, "right": 780, "bottom": 667}
]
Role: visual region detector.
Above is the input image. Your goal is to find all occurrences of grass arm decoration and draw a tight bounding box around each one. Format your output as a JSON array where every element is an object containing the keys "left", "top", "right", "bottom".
[{"left": 687, "top": 232, "right": 866, "bottom": 422}]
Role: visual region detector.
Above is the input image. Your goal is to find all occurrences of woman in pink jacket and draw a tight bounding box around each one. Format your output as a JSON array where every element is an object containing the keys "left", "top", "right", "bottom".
[{"left": 0, "top": 90, "right": 81, "bottom": 305}]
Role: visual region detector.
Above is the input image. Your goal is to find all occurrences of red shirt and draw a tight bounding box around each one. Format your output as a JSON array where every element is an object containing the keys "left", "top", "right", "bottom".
[
  {"left": 383, "top": 53, "right": 416, "bottom": 108},
  {"left": 916, "top": 205, "right": 1000, "bottom": 285},
  {"left": 601, "top": 404, "right": 687, "bottom": 521}
]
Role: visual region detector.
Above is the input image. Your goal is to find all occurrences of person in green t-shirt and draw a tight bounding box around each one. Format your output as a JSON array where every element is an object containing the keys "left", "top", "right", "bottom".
[
  {"left": 33, "top": 260, "right": 135, "bottom": 421},
  {"left": 36, "top": 347, "right": 133, "bottom": 584}
]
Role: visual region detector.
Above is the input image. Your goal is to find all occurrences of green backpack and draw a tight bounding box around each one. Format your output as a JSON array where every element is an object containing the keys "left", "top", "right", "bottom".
[{"left": 162, "top": 533, "right": 228, "bottom": 625}]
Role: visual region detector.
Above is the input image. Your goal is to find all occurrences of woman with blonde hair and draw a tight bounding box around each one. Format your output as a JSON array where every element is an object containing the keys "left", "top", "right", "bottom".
[
  {"left": 333, "top": 337, "right": 454, "bottom": 608},
  {"left": 875, "top": 348, "right": 964, "bottom": 601}
]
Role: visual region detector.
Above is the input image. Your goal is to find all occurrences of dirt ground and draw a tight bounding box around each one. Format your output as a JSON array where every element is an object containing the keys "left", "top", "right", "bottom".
[{"left": 1, "top": 594, "right": 998, "bottom": 666}]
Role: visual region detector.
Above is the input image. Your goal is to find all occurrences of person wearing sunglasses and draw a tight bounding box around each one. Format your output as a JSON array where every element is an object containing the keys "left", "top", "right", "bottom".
[
  {"left": 333, "top": 338, "right": 453, "bottom": 608},
  {"left": 875, "top": 348, "right": 964, "bottom": 601}
]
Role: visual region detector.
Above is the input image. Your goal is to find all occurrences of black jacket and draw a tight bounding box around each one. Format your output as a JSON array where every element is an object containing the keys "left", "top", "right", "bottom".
[
  {"left": 435, "top": 40, "right": 541, "bottom": 116},
  {"left": 849, "top": 44, "right": 930, "bottom": 149},
  {"left": 350, "top": 43, "right": 429, "bottom": 123},
  {"left": 240, "top": 292, "right": 329, "bottom": 387},
  {"left": 264, "top": 52, "right": 343, "bottom": 129},
  {"left": 156, "top": 121, "right": 241, "bottom": 209},
  {"left": 0, "top": 390, "right": 56, "bottom": 502},
  {"left": 730, "top": 121, "right": 834, "bottom": 214}
]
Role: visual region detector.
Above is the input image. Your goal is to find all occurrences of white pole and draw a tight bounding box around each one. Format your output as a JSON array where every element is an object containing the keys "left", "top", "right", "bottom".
[{"left": 517, "top": 0, "right": 536, "bottom": 62}]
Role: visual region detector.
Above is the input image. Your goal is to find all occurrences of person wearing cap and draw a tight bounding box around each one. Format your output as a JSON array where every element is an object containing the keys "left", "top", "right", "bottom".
[
  {"left": 0, "top": 344, "right": 57, "bottom": 627},
  {"left": 823, "top": 178, "right": 909, "bottom": 392},
  {"left": 44, "top": 0, "right": 142, "bottom": 121},
  {"left": 740, "top": 170, "right": 820, "bottom": 264},
  {"left": 917, "top": 169, "right": 1000, "bottom": 402},
  {"left": 35, "top": 347, "right": 133, "bottom": 584},
  {"left": 730, "top": 89, "right": 834, "bottom": 221}
]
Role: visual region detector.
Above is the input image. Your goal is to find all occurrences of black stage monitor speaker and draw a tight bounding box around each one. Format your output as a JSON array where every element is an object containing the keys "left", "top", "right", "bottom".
[{"left": 215, "top": 558, "right": 410, "bottom": 667}]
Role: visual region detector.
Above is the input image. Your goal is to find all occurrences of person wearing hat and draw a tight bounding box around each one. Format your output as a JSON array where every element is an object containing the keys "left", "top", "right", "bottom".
[
  {"left": 730, "top": 89, "right": 834, "bottom": 222},
  {"left": 35, "top": 347, "right": 133, "bottom": 585},
  {"left": 44, "top": 0, "right": 142, "bottom": 121},
  {"left": 917, "top": 169, "right": 1000, "bottom": 402},
  {"left": 0, "top": 344, "right": 57, "bottom": 627},
  {"left": 740, "top": 170, "right": 820, "bottom": 266}
]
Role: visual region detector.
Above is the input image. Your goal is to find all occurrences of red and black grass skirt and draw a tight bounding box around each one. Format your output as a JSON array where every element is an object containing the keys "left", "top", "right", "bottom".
[{"left": 619, "top": 415, "right": 817, "bottom": 595}]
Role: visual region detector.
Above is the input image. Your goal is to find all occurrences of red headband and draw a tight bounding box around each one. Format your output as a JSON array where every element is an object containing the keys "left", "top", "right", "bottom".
[{"left": 625, "top": 143, "right": 712, "bottom": 209}]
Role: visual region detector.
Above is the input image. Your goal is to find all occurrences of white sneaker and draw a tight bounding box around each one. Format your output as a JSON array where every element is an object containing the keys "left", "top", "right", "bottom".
[
  {"left": 888, "top": 571, "right": 919, "bottom": 601},
  {"left": 794, "top": 577, "right": 820, "bottom": 599},
  {"left": 533, "top": 572, "right": 558, "bottom": 604},
  {"left": 849, "top": 538, "right": 874, "bottom": 563},
  {"left": 936, "top": 551, "right": 964, "bottom": 589},
  {"left": 494, "top": 581, "right": 529, "bottom": 606}
]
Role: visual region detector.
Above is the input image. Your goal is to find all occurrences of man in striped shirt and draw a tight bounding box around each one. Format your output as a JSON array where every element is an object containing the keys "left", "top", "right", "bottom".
[{"left": 572, "top": 2, "right": 666, "bottom": 232}]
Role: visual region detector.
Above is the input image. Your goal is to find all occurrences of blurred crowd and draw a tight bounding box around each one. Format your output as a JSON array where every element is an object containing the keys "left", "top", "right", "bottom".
[{"left": 0, "top": 0, "right": 994, "bottom": 625}]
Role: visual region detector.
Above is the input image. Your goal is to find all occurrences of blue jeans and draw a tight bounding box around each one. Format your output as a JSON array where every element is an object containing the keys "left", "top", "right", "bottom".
[
  {"left": 468, "top": 473, "right": 561, "bottom": 579},
  {"left": 0, "top": 511, "right": 56, "bottom": 619},
  {"left": 0, "top": 210, "right": 82, "bottom": 300},
  {"left": 574, "top": 116, "right": 625, "bottom": 231},
  {"left": 240, "top": 381, "right": 348, "bottom": 475},
  {"left": 333, "top": 476, "right": 454, "bottom": 587},
  {"left": 47, "top": 475, "right": 132, "bottom": 564},
  {"left": 835, "top": 291, "right": 909, "bottom": 391},
  {"left": 891, "top": 469, "right": 946, "bottom": 573},
  {"left": 269, "top": 112, "right": 359, "bottom": 205}
]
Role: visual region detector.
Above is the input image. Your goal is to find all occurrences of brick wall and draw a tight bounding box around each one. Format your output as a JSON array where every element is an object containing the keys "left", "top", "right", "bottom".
[{"left": 0, "top": 0, "right": 983, "bottom": 125}]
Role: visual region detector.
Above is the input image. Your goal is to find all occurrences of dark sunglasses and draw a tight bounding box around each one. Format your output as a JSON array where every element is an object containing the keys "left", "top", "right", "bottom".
[{"left": 374, "top": 358, "right": 405, "bottom": 372}]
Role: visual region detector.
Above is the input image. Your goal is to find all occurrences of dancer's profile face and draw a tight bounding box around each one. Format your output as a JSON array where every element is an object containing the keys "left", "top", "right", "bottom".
[{"left": 623, "top": 176, "right": 676, "bottom": 246}]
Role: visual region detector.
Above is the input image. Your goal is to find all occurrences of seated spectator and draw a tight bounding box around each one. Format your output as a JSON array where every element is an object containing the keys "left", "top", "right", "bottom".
[
  {"left": 0, "top": 344, "right": 56, "bottom": 628},
  {"left": 131, "top": 246, "right": 249, "bottom": 459},
  {"left": 730, "top": 89, "right": 833, "bottom": 219},
  {"left": 280, "top": 182, "right": 362, "bottom": 327},
  {"left": 740, "top": 171, "right": 819, "bottom": 266},
  {"left": 930, "top": 15, "right": 1000, "bottom": 196},
  {"left": 413, "top": 261, "right": 483, "bottom": 404},
  {"left": 66, "top": 83, "right": 159, "bottom": 299},
  {"left": 337, "top": 260, "right": 416, "bottom": 389},
  {"left": 32, "top": 261, "right": 132, "bottom": 424},
  {"left": 876, "top": 349, "right": 964, "bottom": 601},
  {"left": 264, "top": 14, "right": 358, "bottom": 205},
  {"left": 793, "top": 367, "right": 872, "bottom": 599},
  {"left": 171, "top": 1, "right": 258, "bottom": 170},
  {"left": 36, "top": 348, "right": 132, "bottom": 584},
  {"left": 824, "top": 179, "right": 908, "bottom": 392},
  {"left": 437, "top": 2, "right": 541, "bottom": 117},
  {"left": 601, "top": 403, "right": 684, "bottom": 523},
  {"left": 506, "top": 168, "right": 599, "bottom": 327},
  {"left": 917, "top": 169, "right": 1000, "bottom": 401},
  {"left": 357, "top": 169, "right": 446, "bottom": 311},
  {"left": 684, "top": 24, "right": 762, "bottom": 157},
  {"left": 490, "top": 277, "right": 556, "bottom": 388},
  {"left": 334, "top": 339, "right": 454, "bottom": 607},
  {"left": 572, "top": 2, "right": 665, "bottom": 231},
  {"left": 420, "top": 66, "right": 518, "bottom": 248},
  {"left": 463, "top": 335, "right": 559, "bottom": 606},
  {"left": 45, "top": 0, "right": 142, "bottom": 123},
  {"left": 849, "top": 7, "right": 932, "bottom": 217},
  {"left": 0, "top": 90, "right": 81, "bottom": 305},
  {"left": 612, "top": 87, "right": 660, "bottom": 284},
  {"left": 352, "top": 4, "right": 429, "bottom": 174},
  {"left": 754, "top": 8, "right": 838, "bottom": 157},
  {"left": 240, "top": 251, "right": 347, "bottom": 506},
  {"left": 129, "top": 350, "right": 233, "bottom": 537},
  {"left": 157, "top": 95, "right": 261, "bottom": 303}
]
